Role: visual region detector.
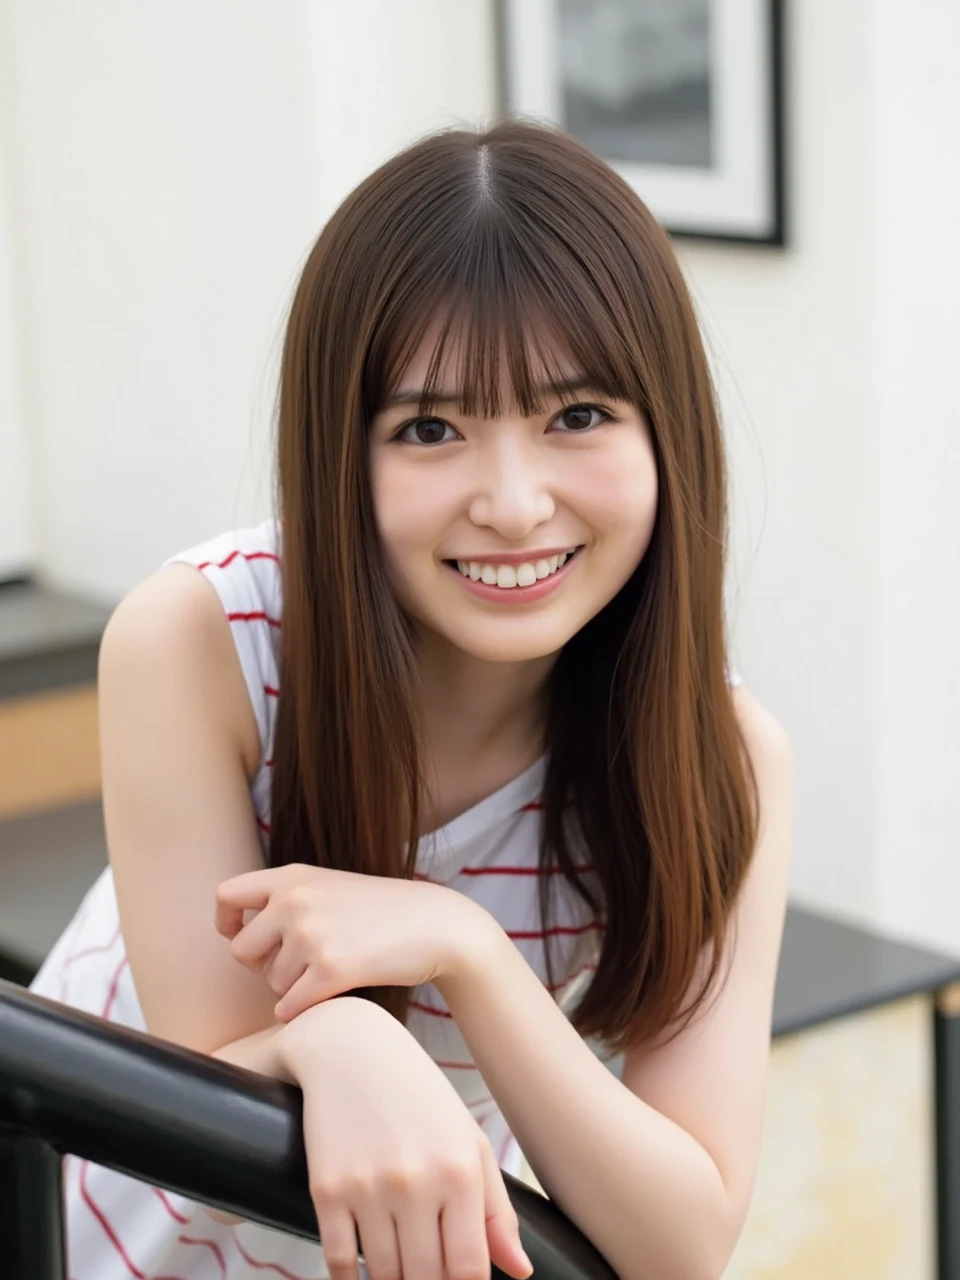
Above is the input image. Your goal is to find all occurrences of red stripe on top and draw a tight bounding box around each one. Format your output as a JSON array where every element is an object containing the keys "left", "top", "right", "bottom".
[
  {"left": 152, "top": 1188, "right": 190, "bottom": 1224},
  {"left": 256, "top": 815, "right": 272, "bottom": 835},
  {"left": 233, "top": 1236, "right": 319, "bottom": 1279},
  {"left": 71, "top": 939, "right": 227, "bottom": 1280},
  {"left": 410, "top": 999, "right": 453, "bottom": 1019},
  {"left": 227, "top": 609, "right": 282, "bottom": 630},
  {"left": 179, "top": 1235, "right": 227, "bottom": 1279},
  {"left": 55, "top": 896, "right": 96, "bottom": 995},
  {"left": 59, "top": 924, "right": 123, "bottom": 999},
  {"left": 458, "top": 863, "right": 594, "bottom": 877},
  {"left": 264, "top": 685, "right": 280, "bottom": 698},
  {"left": 78, "top": 1160, "right": 155, "bottom": 1280},
  {"left": 547, "top": 961, "right": 598, "bottom": 993},
  {"left": 507, "top": 921, "right": 602, "bottom": 941},
  {"left": 102, "top": 957, "right": 129, "bottom": 1020},
  {"left": 79, "top": 1160, "right": 190, "bottom": 1280},
  {"left": 196, "top": 549, "right": 280, "bottom": 571}
]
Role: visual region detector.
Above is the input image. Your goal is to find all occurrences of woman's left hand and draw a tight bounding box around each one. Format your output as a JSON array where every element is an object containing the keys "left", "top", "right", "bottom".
[{"left": 215, "top": 864, "right": 492, "bottom": 1021}]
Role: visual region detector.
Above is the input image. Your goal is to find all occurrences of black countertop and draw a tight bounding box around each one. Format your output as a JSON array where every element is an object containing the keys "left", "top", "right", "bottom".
[
  {"left": 773, "top": 906, "right": 960, "bottom": 1037},
  {"left": 0, "top": 581, "right": 113, "bottom": 699}
]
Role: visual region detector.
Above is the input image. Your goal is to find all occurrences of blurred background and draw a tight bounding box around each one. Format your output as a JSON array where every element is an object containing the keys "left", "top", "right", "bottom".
[{"left": 0, "top": 2, "right": 958, "bottom": 1276}]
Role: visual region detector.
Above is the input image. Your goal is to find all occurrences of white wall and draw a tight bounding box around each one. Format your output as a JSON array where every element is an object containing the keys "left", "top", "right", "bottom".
[
  {"left": 680, "top": 0, "right": 960, "bottom": 954},
  {"left": 871, "top": 0, "right": 960, "bottom": 952},
  {"left": 0, "top": 0, "right": 497, "bottom": 602},
  {"left": 0, "top": 10, "right": 36, "bottom": 579},
  {"left": 679, "top": 0, "right": 879, "bottom": 925},
  {"left": 0, "top": 1, "right": 956, "bottom": 952},
  {"left": 300, "top": 1, "right": 498, "bottom": 229},
  {"left": 1, "top": 0, "right": 320, "bottom": 599}
]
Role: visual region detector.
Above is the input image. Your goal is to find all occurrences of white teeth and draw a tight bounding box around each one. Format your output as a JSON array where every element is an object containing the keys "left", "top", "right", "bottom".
[{"left": 453, "top": 548, "right": 579, "bottom": 589}]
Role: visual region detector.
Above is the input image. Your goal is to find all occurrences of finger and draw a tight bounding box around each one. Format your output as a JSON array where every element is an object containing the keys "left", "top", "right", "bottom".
[
  {"left": 262, "top": 945, "right": 304, "bottom": 1001},
  {"left": 478, "top": 1139, "right": 533, "bottom": 1279},
  {"left": 214, "top": 874, "right": 273, "bottom": 939},
  {"left": 395, "top": 1204, "right": 445, "bottom": 1280},
  {"left": 228, "top": 909, "right": 283, "bottom": 970},
  {"left": 439, "top": 1163, "right": 490, "bottom": 1280},
  {"left": 316, "top": 1202, "right": 362, "bottom": 1280},
  {"left": 274, "top": 962, "right": 344, "bottom": 1020},
  {"left": 353, "top": 1204, "right": 401, "bottom": 1280}
]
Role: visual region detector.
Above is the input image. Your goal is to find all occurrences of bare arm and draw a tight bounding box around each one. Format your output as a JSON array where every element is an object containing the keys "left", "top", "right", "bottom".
[
  {"left": 98, "top": 572, "right": 355, "bottom": 1226},
  {"left": 437, "top": 688, "right": 794, "bottom": 1280},
  {"left": 98, "top": 564, "right": 279, "bottom": 1055}
]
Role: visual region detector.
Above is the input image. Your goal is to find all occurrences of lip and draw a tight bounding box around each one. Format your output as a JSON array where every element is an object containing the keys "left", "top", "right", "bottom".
[
  {"left": 442, "top": 546, "right": 579, "bottom": 567},
  {"left": 444, "top": 547, "right": 583, "bottom": 603}
]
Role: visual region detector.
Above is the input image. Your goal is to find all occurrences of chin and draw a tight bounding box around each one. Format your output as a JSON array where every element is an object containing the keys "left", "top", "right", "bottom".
[{"left": 439, "top": 626, "right": 572, "bottom": 666}]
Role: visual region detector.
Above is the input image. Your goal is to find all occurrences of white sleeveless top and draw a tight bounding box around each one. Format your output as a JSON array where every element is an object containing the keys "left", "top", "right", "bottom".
[{"left": 29, "top": 519, "right": 602, "bottom": 1280}]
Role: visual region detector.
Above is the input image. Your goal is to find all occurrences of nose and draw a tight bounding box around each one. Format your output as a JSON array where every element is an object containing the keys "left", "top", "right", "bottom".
[{"left": 467, "top": 436, "right": 556, "bottom": 540}]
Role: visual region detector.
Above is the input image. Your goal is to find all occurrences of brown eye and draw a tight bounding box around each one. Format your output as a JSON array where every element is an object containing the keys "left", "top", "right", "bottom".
[
  {"left": 554, "top": 404, "right": 610, "bottom": 433},
  {"left": 397, "top": 418, "right": 454, "bottom": 445}
]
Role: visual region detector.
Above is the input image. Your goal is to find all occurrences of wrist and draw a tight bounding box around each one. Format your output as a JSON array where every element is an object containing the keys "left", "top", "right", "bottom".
[
  {"left": 277, "top": 996, "right": 396, "bottom": 1077},
  {"left": 435, "top": 902, "right": 509, "bottom": 997}
]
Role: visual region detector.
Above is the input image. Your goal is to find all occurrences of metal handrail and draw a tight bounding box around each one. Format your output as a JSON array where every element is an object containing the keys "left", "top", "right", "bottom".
[{"left": 0, "top": 978, "right": 616, "bottom": 1279}]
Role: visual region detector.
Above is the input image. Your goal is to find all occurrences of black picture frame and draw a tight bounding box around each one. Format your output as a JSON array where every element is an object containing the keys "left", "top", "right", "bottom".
[{"left": 496, "top": 0, "right": 787, "bottom": 248}]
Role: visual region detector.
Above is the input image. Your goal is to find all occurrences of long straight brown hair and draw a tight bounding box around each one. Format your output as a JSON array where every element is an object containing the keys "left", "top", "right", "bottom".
[{"left": 269, "top": 120, "right": 757, "bottom": 1053}]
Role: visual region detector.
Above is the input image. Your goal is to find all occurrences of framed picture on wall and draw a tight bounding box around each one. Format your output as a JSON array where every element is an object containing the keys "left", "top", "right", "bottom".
[{"left": 496, "top": 0, "right": 787, "bottom": 246}]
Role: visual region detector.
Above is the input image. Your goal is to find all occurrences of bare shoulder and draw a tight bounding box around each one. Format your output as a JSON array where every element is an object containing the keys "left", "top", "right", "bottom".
[
  {"left": 102, "top": 563, "right": 228, "bottom": 665},
  {"left": 99, "top": 564, "right": 260, "bottom": 778},
  {"left": 728, "top": 683, "right": 794, "bottom": 913},
  {"left": 730, "top": 683, "right": 793, "bottom": 782}
]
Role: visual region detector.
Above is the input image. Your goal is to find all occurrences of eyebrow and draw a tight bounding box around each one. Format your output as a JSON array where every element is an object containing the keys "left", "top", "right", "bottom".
[{"left": 381, "top": 374, "right": 604, "bottom": 411}]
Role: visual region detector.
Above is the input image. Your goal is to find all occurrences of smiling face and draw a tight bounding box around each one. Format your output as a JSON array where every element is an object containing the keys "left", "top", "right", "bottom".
[{"left": 369, "top": 329, "right": 659, "bottom": 666}]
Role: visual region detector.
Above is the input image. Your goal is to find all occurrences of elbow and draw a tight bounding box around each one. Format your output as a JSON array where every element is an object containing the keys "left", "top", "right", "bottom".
[
  {"left": 619, "top": 1194, "right": 746, "bottom": 1280},
  {"left": 694, "top": 1195, "right": 750, "bottom": 1280}
]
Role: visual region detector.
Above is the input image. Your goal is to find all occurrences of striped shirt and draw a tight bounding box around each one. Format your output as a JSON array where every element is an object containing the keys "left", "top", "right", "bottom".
[{"left": 30, "top": 518, "right": 601, "bottom": 1280}]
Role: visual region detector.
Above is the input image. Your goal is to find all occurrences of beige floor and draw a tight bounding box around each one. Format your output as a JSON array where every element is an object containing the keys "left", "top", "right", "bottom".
[{"left": 728, "top": 996, "right": 935, "bottom": 1279}]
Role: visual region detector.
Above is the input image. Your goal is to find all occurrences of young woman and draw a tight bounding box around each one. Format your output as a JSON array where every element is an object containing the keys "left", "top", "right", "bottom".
[{"left": 31, "top": 120, "right": 793, "bottom": 1280}]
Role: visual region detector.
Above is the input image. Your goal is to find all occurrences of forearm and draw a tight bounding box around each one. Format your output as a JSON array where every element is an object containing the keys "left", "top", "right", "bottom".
[
  {"left": 438, "top": 931, "right": 737, "bottom": 1280},
  {"left": 209, "top": 995, "right": 377, "bottom": 1073},
  {"left": 209, "top": 1020, "right": 293, "bottom": 1077},
  {"left": 205, "top": 999, "right": 374, "bottom": 1226}
]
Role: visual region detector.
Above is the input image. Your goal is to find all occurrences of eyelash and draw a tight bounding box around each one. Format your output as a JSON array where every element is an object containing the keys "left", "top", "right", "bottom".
[{"left": 391, "top": 401, "right": 615, "bottom": 446}]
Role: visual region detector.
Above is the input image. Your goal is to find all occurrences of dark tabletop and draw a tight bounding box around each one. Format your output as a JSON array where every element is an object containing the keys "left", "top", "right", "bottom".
[
  {"left": 0, "top": 581, "right": 113, "bottom": 699},
  {"left": 773, "top": 906, "right": 960, "bottom": 1037}
]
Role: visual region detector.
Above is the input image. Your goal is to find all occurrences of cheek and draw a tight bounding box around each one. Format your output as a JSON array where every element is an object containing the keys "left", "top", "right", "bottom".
[
  {"left": 370, "top": 456, "right": 451, "bottom": 556},
  {"left": 584, "top": 443, "right": 659, "bottom": 543}
]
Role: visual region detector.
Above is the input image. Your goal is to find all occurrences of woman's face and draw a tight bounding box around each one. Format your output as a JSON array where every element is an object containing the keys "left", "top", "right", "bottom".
[{"left": 369, "top": 331, "right": 658, "bottom": 666}]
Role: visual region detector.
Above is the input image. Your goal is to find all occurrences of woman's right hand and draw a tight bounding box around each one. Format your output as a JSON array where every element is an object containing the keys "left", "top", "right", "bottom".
[{"left": 278, "top": 996, "right": 534, "bottom": 1280}]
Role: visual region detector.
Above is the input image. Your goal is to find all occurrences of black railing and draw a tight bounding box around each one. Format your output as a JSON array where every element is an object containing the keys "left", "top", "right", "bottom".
[{"left": 0, "top": 978, "right": 616, "bottom": 1280}]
